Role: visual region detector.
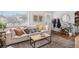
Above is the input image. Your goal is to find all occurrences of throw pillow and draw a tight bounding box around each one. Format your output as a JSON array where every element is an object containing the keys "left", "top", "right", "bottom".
[
  {"left": 37, "top": 25, "right": 45, "bottom": 31},
  {"left": 24, "top": 28, "right": 30, "bottom": 34},
  {"left": 14, "top": 27, "right": 24, "bottom": 36},
  {"left": 45, "top": 25, "right": 48, "bottom": 30},
  {"left": 30, "top": 28, "right": 38, "bottom": 33},
  {"left": 10, "top": 28, "right": 16, "bottom": 36}
]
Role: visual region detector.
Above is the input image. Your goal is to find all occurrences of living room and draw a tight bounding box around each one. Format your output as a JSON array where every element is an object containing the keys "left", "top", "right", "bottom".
[{"left": 0, "top": 11, "right": 76, "bottom": 48}]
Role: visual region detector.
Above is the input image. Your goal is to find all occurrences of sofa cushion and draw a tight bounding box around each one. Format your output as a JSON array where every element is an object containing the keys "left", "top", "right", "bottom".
[
  {"left": 14, "top": 27, "right": 24, "bottom": 36},
  {"left": 13, "top": 34, "right": 29, "bottom": 39}
]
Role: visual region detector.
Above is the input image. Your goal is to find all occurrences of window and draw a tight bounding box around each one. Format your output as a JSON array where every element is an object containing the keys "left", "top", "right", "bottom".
[{"left": 0, "top": 11, "right": 28, "bottom": 27}]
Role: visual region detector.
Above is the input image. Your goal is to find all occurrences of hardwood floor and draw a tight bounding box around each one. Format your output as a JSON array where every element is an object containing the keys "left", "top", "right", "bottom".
[{"left": 52, "top": 31, "right": 75, "bottom": 41}]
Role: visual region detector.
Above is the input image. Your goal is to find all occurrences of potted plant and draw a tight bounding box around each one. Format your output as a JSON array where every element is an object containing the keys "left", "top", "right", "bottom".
[
  {"left": 0, "top": 22, "right": 7, "bottom": 31},
  {"left": 67, "top": 23, "right": 73, "bottom": 37}
]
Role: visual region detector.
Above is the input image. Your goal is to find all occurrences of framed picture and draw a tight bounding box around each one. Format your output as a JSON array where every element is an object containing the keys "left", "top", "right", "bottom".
[
  {"left": 33, "top": 15, "right": 38, "bottom": 22},
  {"left": 39, "top": 16, "right": 43, "bottom": 22},
  {"left": 33, "top": 15, "right": 43, "bottom": 22}
]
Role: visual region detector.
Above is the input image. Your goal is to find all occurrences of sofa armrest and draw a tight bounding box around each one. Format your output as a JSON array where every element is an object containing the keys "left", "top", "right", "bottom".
[{"left": 6, "top": 32, "right": 12, "bottom": 40}]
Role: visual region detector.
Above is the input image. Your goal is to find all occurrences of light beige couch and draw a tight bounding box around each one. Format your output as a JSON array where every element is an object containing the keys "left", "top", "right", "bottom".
[
  {"left": 6, "top": 29, "right": 30, "bottom": 45},
  {"left": 5, "top": 25, "right": 51, "bottom": 45}
]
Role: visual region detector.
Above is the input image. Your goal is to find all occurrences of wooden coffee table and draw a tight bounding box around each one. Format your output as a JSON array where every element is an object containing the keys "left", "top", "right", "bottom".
[{"left": 30, "top": 33, "right": 51, "bottom": 48}]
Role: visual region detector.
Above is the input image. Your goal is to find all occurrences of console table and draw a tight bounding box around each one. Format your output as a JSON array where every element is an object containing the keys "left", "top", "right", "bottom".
[{"left": 0, "top": 31, "right": 6, "bottom": 48}]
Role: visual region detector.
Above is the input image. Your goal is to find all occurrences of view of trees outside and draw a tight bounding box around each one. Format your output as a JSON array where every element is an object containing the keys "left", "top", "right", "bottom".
[{"left": 0, "top": 11, "right": 28, "bottom": 27}]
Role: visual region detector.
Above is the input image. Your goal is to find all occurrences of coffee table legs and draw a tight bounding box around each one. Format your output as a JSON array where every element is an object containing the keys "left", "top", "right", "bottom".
[
  {"left": 34, "top": 41, "right": 35, "bottom": 48},
  {"left": 30, "top": 36, "right": 51, "bottom": 48},
  {"left": 49, "top": 36, "right": 51, "bottom": 43},
  {"left": 30, "top": 39, "right": 36, "bottom": 48}
]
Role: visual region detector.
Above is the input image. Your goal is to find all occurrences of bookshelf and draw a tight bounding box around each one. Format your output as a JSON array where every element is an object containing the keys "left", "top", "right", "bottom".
[
  {"left": 75, "top": 11, "right": 79, "bottom": 34},
  {"left": 75, "top": 11, "right": 79, "bottom": 26}
]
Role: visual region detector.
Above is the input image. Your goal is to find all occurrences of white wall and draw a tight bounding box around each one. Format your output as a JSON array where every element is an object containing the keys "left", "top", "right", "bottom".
[{"left": 53, "top": 11, "right": 75, "bottom": 24}]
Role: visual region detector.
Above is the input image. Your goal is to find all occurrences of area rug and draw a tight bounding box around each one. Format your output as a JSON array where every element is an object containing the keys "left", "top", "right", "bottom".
[{"left": 11, "top": 34, "right": 75, "bottom": 48}]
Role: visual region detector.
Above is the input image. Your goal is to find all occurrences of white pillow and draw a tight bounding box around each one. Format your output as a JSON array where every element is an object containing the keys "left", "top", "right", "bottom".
[
  {"left": 6, "top": 30, "right": 11, "bottom": 34},
  {"left": 10, "top": 28, "right": 16, "bottom": 36},
  {"left": 45, "top": 25, "right": 48, "bottom": 30}
]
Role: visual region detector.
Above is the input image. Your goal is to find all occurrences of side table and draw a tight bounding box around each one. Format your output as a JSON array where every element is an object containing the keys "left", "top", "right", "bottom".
[{"left": 0, "top": 31, "right": 6, "bottom": 48}]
